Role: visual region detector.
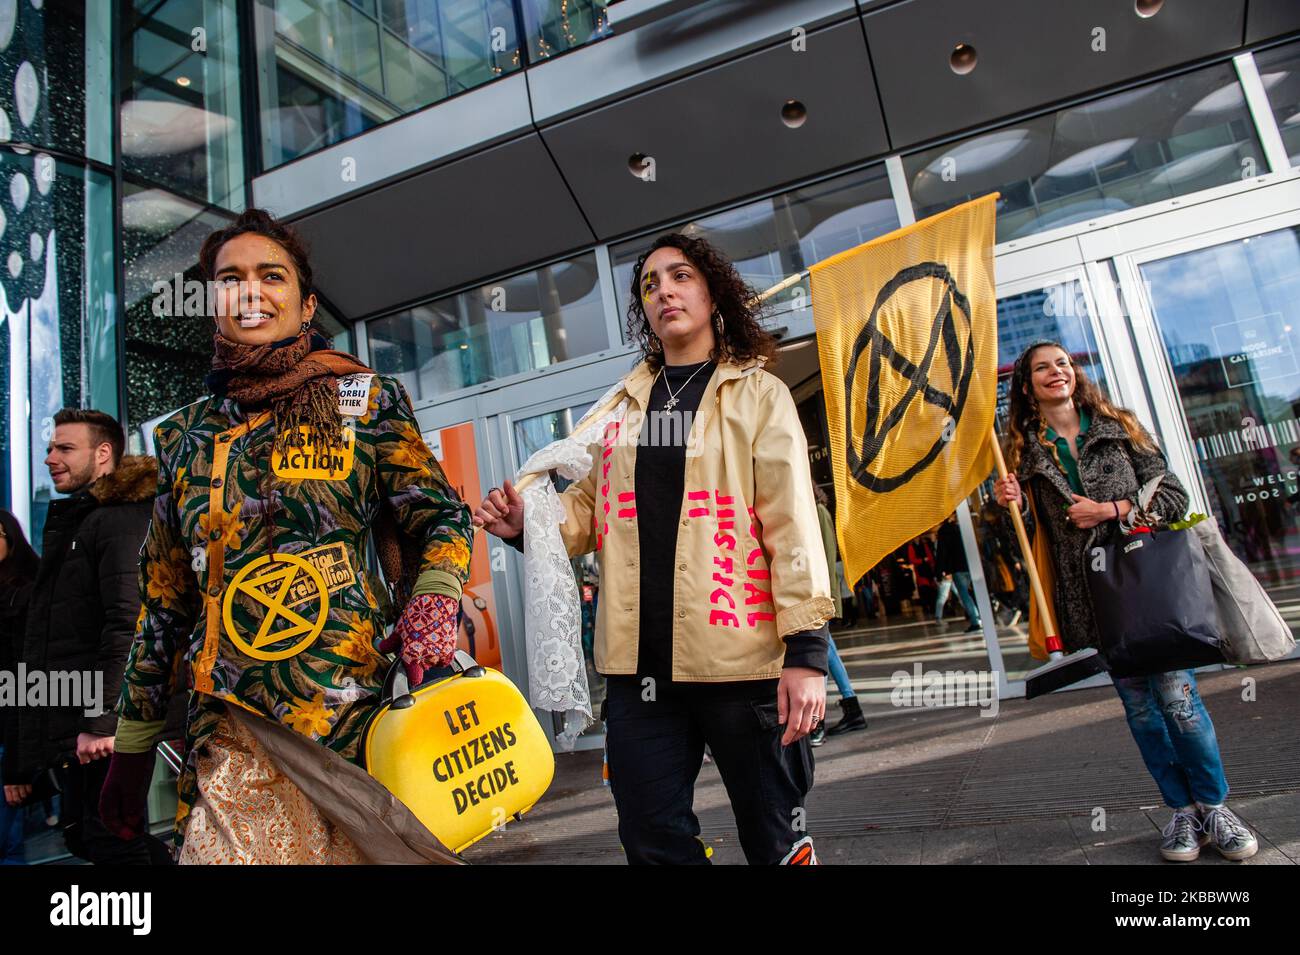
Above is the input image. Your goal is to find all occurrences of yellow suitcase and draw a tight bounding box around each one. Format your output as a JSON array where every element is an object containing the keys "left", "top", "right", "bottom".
[{"left": 364, "top": 651, "right": 555, "bottom": 854}]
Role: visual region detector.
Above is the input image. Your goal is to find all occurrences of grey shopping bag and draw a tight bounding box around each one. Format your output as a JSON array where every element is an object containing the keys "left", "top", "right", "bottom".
[{"left": 1191, "top": 518, "right": 1296, "bottom": 664}]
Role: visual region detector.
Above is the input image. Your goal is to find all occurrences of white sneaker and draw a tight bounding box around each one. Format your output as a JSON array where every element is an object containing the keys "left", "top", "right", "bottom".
[
  {"left": 1160, "top": 807, "right": 1206, "bottom": 862},
  {"left": 1199, "top": 804, "right": 1258, "bottom": 861}
]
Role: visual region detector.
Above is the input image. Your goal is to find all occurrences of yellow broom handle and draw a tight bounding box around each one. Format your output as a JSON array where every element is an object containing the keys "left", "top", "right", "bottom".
[{"left": 989, "top": 429, "right": 1061, "bottom": 646}]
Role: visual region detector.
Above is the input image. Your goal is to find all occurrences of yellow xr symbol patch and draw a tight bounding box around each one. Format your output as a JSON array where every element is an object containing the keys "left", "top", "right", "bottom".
[{"left": 222, "top": 553, "right": 329, "bottom": 661}]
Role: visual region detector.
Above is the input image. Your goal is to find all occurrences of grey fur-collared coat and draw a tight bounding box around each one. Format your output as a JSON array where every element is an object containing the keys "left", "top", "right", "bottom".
[{"left": 1016, "top": 413, "right": 1190, "bottom": 654}]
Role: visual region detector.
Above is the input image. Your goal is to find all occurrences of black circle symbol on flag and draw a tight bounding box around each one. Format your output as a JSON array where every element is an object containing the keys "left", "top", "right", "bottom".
[{"left": 844, "top": 261, "right": 976, "bottom": 493}]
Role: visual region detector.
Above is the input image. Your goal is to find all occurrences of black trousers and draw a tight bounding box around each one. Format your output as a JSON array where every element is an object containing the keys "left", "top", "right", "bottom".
[
  {"left": 59, "top": 757, "right": 172, "bottom": 865},
  {"left": 603, "top": 676, "right": 815, "bottom": 865}
]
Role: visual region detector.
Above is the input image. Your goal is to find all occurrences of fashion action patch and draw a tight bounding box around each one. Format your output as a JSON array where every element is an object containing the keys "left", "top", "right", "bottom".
[
  {"left": 221, "top": 552, "right": 340, "bottom": 661},
  {"left": 272, "top": 426, "right": 356, "bottom": 480},
  {"left": 337, "top": 373, "right": 375, "bottom": 417}
]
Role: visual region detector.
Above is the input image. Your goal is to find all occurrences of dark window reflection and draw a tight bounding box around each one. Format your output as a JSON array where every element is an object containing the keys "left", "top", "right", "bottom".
[
  {"left": 519, "top": 0, "right": 609, "bottom": 61},
  {"left": 906, "top": 62, "right": 1267, "bottom": 242},
  {"left": 256, "top": 0, "right": 522, "bottom": 169},
  {"left": 368, "top": 252, "right": 607, "bottom": 402},
  {"left": 611, "top": 164, "right": 898, "bottom": 332},
  {"left": 122, "top": 184, "right": 232, "bottom": 435},
  {"left": 1255, "top": 40, "right": 1300, "bottom": 169},
  {"left": 119, "top": 0, "right": 246, "bottom": 209}
]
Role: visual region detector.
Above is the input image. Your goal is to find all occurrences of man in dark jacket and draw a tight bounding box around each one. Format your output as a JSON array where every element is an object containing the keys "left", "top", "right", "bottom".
[{"left": 11, "top": 408, "right": 173, "bottom": 864}]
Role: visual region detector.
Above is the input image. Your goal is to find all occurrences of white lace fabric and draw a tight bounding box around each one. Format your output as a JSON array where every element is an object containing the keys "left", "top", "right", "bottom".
[{"left": 515, "top": 381, "right": 629, "bottom": 750}]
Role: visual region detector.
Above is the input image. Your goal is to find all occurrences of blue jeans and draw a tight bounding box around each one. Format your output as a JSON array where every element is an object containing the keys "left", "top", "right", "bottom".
[
  {"left": 1112, "top": 669, "right": 1229, "bottom": 809},
  {"left": 936, "top": 571, "right": 980, "bottom": 626},
  {"left": 825, "top": 637, "right": 855, "bottom": 700},
  {"left": 0, "top": 746, "right": 26, "bottom": 865}
]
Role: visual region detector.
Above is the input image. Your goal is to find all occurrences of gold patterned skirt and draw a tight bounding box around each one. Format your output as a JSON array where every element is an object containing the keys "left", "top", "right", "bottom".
[{"left": 178, "top": 713, "right": 363, "bottom": 865}]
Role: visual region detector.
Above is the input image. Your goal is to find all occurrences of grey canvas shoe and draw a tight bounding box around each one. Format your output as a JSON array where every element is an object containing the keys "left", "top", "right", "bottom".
[
  {"left": 1160, "top": 807, "right": 1206, "bottom": 862},
  {"left": 1200, "top": 804, "right": 1258, "bottom": 861}
]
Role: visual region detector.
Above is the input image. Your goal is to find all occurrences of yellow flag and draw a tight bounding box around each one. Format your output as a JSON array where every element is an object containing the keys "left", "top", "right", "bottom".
[{"left": 811, "top": 194, "right": 998, "bottom": 589}]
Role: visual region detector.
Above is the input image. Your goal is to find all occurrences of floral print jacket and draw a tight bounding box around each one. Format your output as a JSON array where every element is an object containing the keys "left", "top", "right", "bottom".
[{"left": 115, "top": 374, "right": 472, "bottom": 841}]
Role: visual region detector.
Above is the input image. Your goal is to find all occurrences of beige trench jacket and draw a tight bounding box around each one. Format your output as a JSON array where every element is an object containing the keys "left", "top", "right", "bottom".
[{"left": 557, "top": 357, "right": 834, "bottom": 681}]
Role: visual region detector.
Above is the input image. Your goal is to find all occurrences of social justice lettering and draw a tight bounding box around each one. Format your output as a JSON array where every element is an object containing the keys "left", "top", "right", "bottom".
[
  {"left": 432, "top": 699, "right": 524, "bottom": 815},
  {"left": 685, "top": 489, "right": 776, "bottom": 629},
  {"left": 594, "top": 420, "right": 621, "bottom": 551}
]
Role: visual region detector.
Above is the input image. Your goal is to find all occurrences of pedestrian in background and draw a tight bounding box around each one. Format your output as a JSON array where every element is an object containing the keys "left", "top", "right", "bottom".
[
  {"left": 9, "top": 411, "right": 173, "bottom": 864},
  {"left": 812, "top": 486, "right": 867, "bottom": 745},
  {"left": 1, "top": 510, "right": 39, "bottom": 864}
]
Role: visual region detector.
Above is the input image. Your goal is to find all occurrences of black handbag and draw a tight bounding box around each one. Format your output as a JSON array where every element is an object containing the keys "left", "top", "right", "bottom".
[{"left": 1085, "top": 526, "right": 1225, "bottom": 678}]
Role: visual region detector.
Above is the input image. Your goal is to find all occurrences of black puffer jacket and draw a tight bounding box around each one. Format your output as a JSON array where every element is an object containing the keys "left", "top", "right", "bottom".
[
  {"left": 13, "top": 456, "right": 184, "bottom": 781},
  {"left": 1017, "top": 414, "right": 1190, "bottom": 654}
]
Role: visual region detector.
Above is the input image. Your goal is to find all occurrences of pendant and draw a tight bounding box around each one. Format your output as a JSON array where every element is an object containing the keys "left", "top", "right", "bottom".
[{"left": 664, "top": 397, "right": 678, "bottom": 412}]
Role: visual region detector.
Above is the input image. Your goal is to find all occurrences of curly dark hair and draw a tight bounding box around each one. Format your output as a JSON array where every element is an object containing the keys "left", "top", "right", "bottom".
[
  {"left": 198, "top": 207, "right": 315, "bottom": 299},
  {"left": 625, "top": 232, "right": 776, "bottom": 371}
]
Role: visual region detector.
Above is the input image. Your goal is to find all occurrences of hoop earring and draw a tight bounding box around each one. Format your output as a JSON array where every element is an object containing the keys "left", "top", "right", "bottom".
[
  {"left": 299, "top": 320, "right": 311, "bottom": 334},
  {"left": 648, "top": 333, "right": 663, "bottom": 353},
  {"left": 712, "top": 311, "right": 724, "bottom": 339}
]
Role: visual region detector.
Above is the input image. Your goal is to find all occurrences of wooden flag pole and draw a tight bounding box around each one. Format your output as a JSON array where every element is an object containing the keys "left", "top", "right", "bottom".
[{"left": 989, "top": 428, "right": 1062, "bottom": 659}]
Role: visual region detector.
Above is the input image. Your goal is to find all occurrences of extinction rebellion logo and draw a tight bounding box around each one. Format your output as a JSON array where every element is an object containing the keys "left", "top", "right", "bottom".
[{"left": 843, "top": 262, "right": 976, "bottom": 492}]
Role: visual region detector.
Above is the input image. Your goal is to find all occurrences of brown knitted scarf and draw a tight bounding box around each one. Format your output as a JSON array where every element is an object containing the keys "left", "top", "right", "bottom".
[
  {"left": 211, "top": 330, "right": 373, "bottom": 462},
  {"left": 211, "top": 329, "right": 415, "bottom": 612}
]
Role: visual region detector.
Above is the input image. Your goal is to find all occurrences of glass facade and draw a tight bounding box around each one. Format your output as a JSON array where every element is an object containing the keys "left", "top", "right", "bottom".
[
  {"left": 906, "top": 62, "right": 1269, "bottom": 243},
  {"left": 520, "top": 0, "right": 609, "bottom": 61},
  {"left": 121, "top": 184, "right": 233, "bottom": 440},
  {"left": 1256, "top": 40, "right": 1300, "bottom": 168},
  {"left": 611, "top": 163, "right": 899, "bottom": 332},
  {"left": 254, "top": 0, "right": 526, "bottom": 168},
  {"left": 1, "top": 4, "right": 116, "bottom": 541},
  {"left": 120, "top": 0, "right": 246, "bottom": 209},
  {"left": 367, "top": 251, "right": 608, "bottom": 403},
  {"left": 0, "top": 0, "right": 113, "bottom": 162},
  {"left": 1141, "top": 227, "right": 1300, "bottom": 620}
]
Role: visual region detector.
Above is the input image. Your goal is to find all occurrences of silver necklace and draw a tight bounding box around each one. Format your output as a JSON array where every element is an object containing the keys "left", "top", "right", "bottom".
[{"left": 657, "top": 361, "right": 711, "bottom": 412}]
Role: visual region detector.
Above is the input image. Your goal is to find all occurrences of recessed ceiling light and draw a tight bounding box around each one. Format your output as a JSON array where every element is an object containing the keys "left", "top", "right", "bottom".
[
  {"left": 950, "top": 43, "right": 977, "bottom": 75},
  {"left": 781, "top": 100, "right": 807, "bottom": 128},
  {"left": 175, "top": 76, "right": 191, "bottom": 87},
  {"left": 1135, "top": 0, "right": 1164, "bottom": 18},
  {"left": 627, "top": 153, "right": 655, "bottom": 180}
]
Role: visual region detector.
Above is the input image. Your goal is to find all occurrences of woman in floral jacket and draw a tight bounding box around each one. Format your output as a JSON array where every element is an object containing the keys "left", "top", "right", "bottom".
[{"left": 99, "top": 209, "right": 473, "bottom": 863}]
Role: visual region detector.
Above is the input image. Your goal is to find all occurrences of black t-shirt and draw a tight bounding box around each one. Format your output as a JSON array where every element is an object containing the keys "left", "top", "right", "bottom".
[{"left": 634, "top": 359, "right": 717, "bottom": 679}]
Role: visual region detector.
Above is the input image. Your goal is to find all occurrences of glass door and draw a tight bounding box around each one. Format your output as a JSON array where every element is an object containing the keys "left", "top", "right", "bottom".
[
  {"left": 973, "top": 267, "right": 1119, "bottom": 689},
  {"left": 480, "top": 388, "right": 613, "bottom": 751},
  {"left": 1121, "top": 218, "right": 1300, "bottom": 645}
]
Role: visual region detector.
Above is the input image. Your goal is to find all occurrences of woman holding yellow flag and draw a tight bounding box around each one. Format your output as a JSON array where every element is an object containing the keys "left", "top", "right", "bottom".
[
  {"left": 475, "top": 233, "right": 834, "bottom": 865},
  {"left": 995, "top": 340, "right": 1256, "bottom": 863}
]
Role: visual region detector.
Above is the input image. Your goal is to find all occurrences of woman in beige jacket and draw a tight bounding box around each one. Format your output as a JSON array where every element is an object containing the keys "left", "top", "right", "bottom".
[{"left": 476, "top": 233, "right": 834, "bottom": 865}]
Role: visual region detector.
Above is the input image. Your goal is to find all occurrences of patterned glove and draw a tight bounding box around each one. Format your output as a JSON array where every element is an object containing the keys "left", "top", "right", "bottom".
[{"left": 378, "top": 593, "right": 460, "bottom": 688}]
